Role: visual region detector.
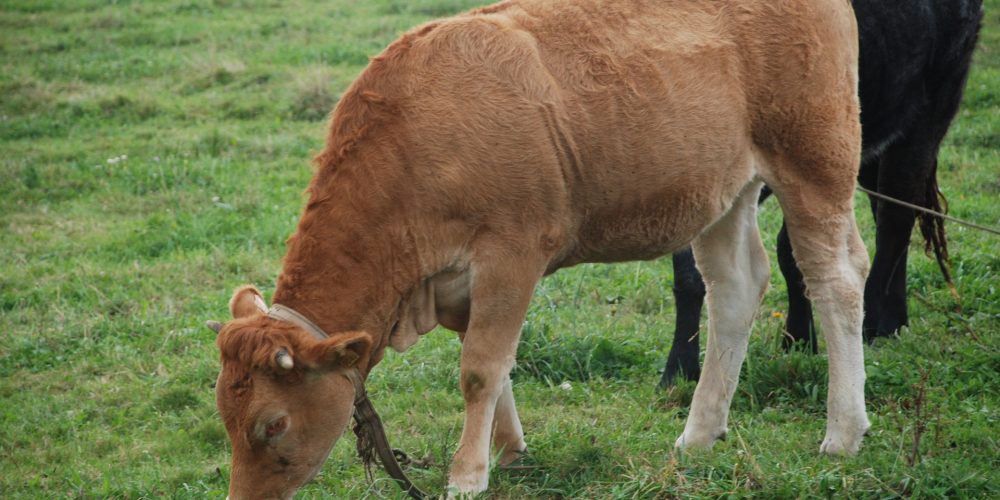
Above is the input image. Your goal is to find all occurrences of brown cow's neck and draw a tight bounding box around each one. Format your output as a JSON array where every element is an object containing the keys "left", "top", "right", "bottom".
[{"left": 271, "top": 163, "right": 417, "bottom": 372}]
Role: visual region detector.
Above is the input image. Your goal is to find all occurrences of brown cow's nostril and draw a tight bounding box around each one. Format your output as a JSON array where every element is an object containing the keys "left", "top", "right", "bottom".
[{"left": 278, "top": 455, "right": 291, "bottom": 467}]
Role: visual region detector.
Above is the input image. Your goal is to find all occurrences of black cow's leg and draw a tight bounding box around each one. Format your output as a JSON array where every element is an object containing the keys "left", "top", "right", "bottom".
[
  {"left": 659, "top": 247, "right": 705, "bottom": 388},
  {"left": 761, "top": 186, "right": 820, "bottom": 352},
  {"left": 776, "top": 223, "right": 818, "bottom": 352},
  {"left": 863, "top": 200, "right": 913, "bottom": 340},
  {"left": 861, "top": 14, "right": 978, "bottom": 340},
  {"left": 864, "top": 135, "right": 939, "bottom": 341}
]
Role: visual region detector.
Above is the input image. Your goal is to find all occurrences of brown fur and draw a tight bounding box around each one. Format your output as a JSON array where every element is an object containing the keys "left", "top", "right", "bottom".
[{"left": 213, "top": 1, "right": 867, "bottom": 497}]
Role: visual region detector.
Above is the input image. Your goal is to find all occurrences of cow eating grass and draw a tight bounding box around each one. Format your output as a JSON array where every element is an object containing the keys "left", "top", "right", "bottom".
[{"left": 208, "top": 0, "right": 868, "bottom": 497}]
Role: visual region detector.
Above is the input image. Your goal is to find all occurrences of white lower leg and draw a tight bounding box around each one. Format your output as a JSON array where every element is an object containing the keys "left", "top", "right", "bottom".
[
  {"left": 492, "top": 377, "right": 526, "bottom": 465},
  {"left": 449, "top": 365, "right": 505, "bottom": 494},
  {"left": 676, "top": 183, "right": 769, "bottom": 449},
  {"left": 792, "top": 220, "right": 870, "bottom": 455},
  {"left": 820, "top": 315, "right": 869, "bottom": 456},
  {"left": 817, "top": 239, "right": 869, "bottom": 455},
  {"left": 676, "top": 291, "right": 756, "bottom": 448}
]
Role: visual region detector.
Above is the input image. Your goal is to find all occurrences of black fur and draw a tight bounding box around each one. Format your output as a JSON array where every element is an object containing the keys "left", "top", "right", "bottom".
[{"left": 659, "top": 0, "right": 983, "bottom": 388}]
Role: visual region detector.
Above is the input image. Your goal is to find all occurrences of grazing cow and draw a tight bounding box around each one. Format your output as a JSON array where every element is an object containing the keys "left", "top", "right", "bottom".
[
  {"left": 660, "top": 0, "right": 984, "bottom": 388},
  {"left": 209, "top": 0, "right": 867, "bottom": 496}
]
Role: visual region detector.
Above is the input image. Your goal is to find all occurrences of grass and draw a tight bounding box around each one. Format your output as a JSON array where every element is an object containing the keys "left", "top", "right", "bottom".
[{"left": 1, "top": 0, "right": 998, "bottom": 497}]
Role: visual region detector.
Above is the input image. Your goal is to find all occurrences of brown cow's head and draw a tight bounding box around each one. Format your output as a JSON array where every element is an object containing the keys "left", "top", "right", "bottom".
[{"left": 211, "top": 286, "right": 370, "bottom": 499}]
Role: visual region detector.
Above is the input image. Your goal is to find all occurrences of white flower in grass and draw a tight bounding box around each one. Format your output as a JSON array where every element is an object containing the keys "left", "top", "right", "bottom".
[
  {"left": 559, "top": 381, "right": 572, "bottom": 391},
  {"left": 212, "top": 195, "right": 234, "bottom": 210}
]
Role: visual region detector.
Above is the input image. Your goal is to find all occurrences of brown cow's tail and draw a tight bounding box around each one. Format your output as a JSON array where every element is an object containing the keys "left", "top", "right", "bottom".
[{"left": 917, "top": 159, "right": 961, "bottom": 310}]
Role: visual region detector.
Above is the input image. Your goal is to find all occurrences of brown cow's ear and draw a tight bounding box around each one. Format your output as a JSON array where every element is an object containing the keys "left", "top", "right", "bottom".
[
  {"left": 303, "top": 331, "right": 371, "bottom": 370},
  {"left": 229, "top": 285, "right": 268, "bottom": 319}
]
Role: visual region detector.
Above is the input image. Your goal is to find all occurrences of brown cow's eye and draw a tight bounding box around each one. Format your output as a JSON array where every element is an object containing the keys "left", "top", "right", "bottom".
[
  {"left": 266, "top": 416, "right": 288, "bottom": 438},
  {"left": 253, "top": 413, "right": 290, "bottom": 443}
]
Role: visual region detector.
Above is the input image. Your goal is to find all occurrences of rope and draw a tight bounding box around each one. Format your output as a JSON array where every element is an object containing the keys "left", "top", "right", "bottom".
[
  {"left": 856, "top": 185, "right": 1000, "bottom": 237},
  {"left": 349, "top": 371, "right": 427, "bottom": 499}
]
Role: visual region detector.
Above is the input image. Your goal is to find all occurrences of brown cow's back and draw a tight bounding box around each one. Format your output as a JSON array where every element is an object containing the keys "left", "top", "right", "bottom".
[
  {"left": 317, "top": 0, "right": 855, "bottom": 272},
  {"left": 510, "top": 0, "right": 754, "bottom": 264}
]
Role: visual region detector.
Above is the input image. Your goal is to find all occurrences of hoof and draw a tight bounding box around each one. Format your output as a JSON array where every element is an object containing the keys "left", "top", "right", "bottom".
[
  {"left": 820, "top": 420, "right": 869, "bottom": 456},
  {"left": 498, "top": 447, "right": 528, "bottom": 468},
  {"left": 820, "top": 437, "right": 860, "bottom": 456},
  {"left": 447, "top": 461, "right": 488, "bottom": 498},
  {"left": 674, "top": 426, "right": 725, "bottom": 450},
  {"left": 446, "top": 481, "right": 487, "bottom": 499}
]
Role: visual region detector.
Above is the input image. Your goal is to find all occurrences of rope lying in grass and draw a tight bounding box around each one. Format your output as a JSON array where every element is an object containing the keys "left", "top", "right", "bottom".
[{"left": 856, "top": 185, "right": 1000, "bottom": 237}]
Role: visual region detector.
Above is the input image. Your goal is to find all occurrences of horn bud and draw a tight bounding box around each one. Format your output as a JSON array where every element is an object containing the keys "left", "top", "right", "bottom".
[
  {"left": 206, "top": 320, "right": 223, "bottom": 333},
  {"left": 275, "top": 349, "right": 294, "bottom": 370}
]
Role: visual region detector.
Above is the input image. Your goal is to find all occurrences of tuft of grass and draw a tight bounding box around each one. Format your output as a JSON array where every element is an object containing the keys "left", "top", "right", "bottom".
[
  {"left": 289, "top": 67, "right": 338, "bottom": 122},
  {"left": 515, "top": 314, "right": 658, "bottom": 382},
  {"left": 180, "top": 56, "right": 247, "bottom": 95},
  {"left": 154, "top": 388, "right": 202, "bottom": 413}
]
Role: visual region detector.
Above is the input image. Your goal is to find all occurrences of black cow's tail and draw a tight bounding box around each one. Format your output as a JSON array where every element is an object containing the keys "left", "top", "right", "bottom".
[{"left": 917, "top": 159, "right": 960, "bottom": 308}]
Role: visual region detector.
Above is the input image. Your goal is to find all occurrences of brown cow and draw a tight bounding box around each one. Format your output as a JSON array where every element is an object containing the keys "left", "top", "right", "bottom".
[{"left": 210, "top": 0, "right": 869, "bottom": 496}]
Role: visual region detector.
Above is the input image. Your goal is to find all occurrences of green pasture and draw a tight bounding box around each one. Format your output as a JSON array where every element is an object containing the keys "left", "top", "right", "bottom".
[{"left": 2, "top": 0, "right": 998, "bottom": 497}]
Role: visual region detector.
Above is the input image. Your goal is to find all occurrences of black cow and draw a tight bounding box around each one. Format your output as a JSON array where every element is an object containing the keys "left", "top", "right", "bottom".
[{"left": 660, "top": 0, "right": 983, "bottom": 388}]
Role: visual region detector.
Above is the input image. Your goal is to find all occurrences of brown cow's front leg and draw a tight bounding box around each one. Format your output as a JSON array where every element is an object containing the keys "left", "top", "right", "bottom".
[{"left": 447, "top": 252, "right": 543, "bottom": 495}]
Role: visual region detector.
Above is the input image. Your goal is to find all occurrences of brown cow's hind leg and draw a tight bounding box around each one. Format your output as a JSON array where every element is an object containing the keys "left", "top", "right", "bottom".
[
  {"left": 768, "top": 153, "right": 870, "bottom": 455},
  {"left": 676, "top": 180, "right": 770, "bottom": 449}
]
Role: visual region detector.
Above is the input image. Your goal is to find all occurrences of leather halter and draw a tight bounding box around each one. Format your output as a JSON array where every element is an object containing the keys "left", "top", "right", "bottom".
[{"left": 266, "top": 305, "right": 426, "bottom": 499}]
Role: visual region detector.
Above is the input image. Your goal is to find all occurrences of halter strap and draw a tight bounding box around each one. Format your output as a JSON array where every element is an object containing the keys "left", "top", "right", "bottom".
[{"left": 267, "top": 304, "right": 329, "bottom": 340}]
